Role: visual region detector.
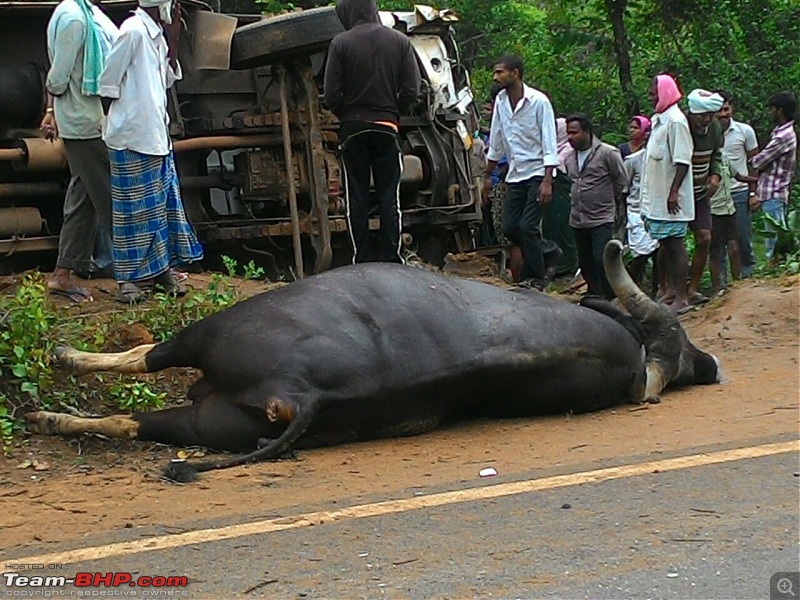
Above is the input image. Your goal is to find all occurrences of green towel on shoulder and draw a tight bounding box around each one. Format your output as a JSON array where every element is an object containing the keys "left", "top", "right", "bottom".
[{"left": 76, "top": 0, "right": 105, "bottom": 96}]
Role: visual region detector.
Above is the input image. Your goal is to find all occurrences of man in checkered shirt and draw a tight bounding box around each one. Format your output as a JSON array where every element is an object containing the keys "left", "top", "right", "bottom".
[{"left": 750, "top": 91, "right": 797, "bottom": 260}]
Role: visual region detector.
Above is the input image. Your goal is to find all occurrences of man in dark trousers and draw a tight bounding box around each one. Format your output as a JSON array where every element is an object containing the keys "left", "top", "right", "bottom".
[
  {"left": 481, "top": 54, "right": 560, "bottom": 290},
  {"left": 565, "top": 113, "right": 627, "bottom": 299},
  {"left": 324, "top": 0, "right": 421, "bottom": 264}
]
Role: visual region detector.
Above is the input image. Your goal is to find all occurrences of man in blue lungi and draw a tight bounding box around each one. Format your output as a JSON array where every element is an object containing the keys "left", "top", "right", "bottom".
[{"left": 99, "top": 0, "right": 202, "bottom": 303}]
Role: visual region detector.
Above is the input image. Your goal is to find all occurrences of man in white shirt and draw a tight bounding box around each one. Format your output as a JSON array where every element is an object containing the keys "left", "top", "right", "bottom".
[
  {"left": 99, "top": 0, "right": 203, "bottom": 304},
  {"left": 42, "top": 0, "right": 116, "bottom": 301},
  {"left": 715, "top": 90, "right": 759, "bottom": 278},
  {"left": 640, "top": 74, "right": 694, "bottom": 313},
  {"left": 482, "top": 54, "right": 560, "bottom": 290}
]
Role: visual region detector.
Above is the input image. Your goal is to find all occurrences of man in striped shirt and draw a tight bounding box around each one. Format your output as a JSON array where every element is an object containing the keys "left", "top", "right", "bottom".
[
  {"left": 686, "top": 89, "right": 724, "bottom": 304},
  {"left": 750, "top": 91, "right": 797, "bottom": 260},
  {"left": 716, "top": 91, "right": 759, "bottom": 278}
]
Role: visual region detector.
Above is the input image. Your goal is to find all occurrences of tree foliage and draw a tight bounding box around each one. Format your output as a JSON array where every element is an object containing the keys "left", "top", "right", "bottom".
[{"left": 226, "top": 0, "right": 799, "bottom": 144}]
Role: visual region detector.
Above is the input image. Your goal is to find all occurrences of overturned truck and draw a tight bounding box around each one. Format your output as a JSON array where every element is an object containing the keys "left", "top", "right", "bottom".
[{"left": 0, "top": 2, "right": 482, "bottom": 276}]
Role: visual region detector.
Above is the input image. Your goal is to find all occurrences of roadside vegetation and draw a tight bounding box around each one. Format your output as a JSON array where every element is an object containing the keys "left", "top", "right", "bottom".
[{"left": 0, "top": 259, "right": 267, "bottom": 452}]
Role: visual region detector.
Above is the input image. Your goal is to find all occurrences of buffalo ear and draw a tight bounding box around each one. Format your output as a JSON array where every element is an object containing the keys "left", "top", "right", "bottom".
[{"left": 579, "top": 296, "right": 645, "bottom": 346}]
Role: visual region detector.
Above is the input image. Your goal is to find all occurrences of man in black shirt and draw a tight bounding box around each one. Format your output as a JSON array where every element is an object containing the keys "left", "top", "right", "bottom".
[{"left": 324, "top": 0, "right": 421, "bottom": 263}]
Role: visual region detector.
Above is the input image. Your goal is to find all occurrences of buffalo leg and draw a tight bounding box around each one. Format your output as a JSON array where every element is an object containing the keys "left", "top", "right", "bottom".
[
  {"left": 27, "top": 396, "right": 278, "bottom": 453},
  {"left": 26, "top": 411, "right": 139, "bottom": 439},
  {"left": 56, "top": 344, "right": 156, "bottom": 376},
  {"left": 187, "top": 376, "right": 213, "bottom": 403},
  {"left": 135, "top": 397, "right": 277, "bottom": 452}
]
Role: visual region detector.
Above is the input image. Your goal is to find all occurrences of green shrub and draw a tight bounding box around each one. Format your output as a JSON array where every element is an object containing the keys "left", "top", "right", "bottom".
[
  {"left": 0, "top": 266, "right": 256, "bottom": 448},
  {"left": 0, "top": 401, "right": 15, "bottom": 452},
  {"left": 108, "top": 380, "right": 166, "bottom": 412},
  {"left": 754, "top": 200, "right": 800, "bottom": 276},
  {"left": 0, "top": 272, "right": 57, "bottom": 402}
]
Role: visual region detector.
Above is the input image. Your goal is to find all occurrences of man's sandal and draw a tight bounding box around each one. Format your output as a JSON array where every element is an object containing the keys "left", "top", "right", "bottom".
[
  {"left": 116, "top": 282, "right": 149, "bottom": 305},
  {"left": 153, "top": 270, "right": 187, "bottom": 296}
]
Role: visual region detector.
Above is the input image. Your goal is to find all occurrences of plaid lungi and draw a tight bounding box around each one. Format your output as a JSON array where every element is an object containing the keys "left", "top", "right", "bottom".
[
  {"left": 643, "top": 217, "right": 688, "bottom": 241},
  {"left": 109, "top": 149, "right": 203, "bottom": 282}
]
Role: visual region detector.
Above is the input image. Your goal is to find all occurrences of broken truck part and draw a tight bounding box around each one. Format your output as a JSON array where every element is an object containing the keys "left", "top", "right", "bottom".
[{"left": 0, "top": 2, "right": 481, "bottom": 275}]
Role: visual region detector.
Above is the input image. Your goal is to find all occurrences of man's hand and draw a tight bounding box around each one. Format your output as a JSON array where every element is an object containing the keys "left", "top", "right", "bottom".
[
  {"left": 170, "top": 2, "right": 182, "bottom": 37},
  {"left": 538, "top": 178, "right": 553, "bottom": 207},
  {"left": 707, "top": 174, "right": 721, "bottom": 198},
  {"left": 749, "top": 194, "right": 760, "bottom": 212},
  {"left": 481, "top": 177, "right": 492, "bottom": 206},
  {"left": 165, "top": 1, "right": 181, "bottom": 63},
  {"left": 667, "top": 189, "right": 681, "bottom": 215},
  {"left": 40, "top": 111, "right": 58, "bottom": 141}
]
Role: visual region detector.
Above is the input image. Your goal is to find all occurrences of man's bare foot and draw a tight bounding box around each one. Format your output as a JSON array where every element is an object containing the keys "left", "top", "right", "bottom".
[
  {"left": 47, "top": 269, "right": 93, "bottom": 302},
  {"left": 670, "top": 300, "right": 692, "bottom": 315}
]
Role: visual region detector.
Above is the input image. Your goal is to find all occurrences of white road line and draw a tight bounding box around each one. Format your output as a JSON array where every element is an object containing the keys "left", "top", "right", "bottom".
[{"left": 6, "top": 440, "right": 797, "bottom": 566}]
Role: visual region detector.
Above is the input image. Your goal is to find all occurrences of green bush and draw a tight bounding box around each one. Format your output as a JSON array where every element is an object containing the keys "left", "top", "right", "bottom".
[
  {"left": 0, "top": 272, "right": 57, "bottom": 402},
  {"left": 754, "top": 197, "right": 800, "bottom": 276},
  {"left": 0, "top": 262, "right": 261, "bottom": 450},
  {"left": 109, "top": 380, "right": 166, "bottom": 412}
]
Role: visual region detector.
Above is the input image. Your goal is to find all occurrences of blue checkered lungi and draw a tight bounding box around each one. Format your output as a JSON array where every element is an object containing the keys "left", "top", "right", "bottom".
[
  {"left": 109, "top": 149, "right": 204, "bottom": 282},
  {"left": 643, "top": 217, "right": 688, "bottom": 240}
]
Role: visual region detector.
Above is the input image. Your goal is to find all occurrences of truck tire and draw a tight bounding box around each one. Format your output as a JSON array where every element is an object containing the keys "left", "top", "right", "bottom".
[
  {"left": 490, "top": 182, "right": 511, "bottom": 247},
  {"left": 230, "top": 7, "right": 344, "bottom": 69}
]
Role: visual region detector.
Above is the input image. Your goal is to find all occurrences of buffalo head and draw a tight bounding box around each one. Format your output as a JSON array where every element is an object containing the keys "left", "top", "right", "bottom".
[{"left": 603, "top": 240, "right": 721, "bottom": 401}]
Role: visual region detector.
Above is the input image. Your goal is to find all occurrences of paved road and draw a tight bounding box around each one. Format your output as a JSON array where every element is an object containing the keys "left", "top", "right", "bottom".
[{"left": 4, "top": 435, "right": 798, "bottom": 599}]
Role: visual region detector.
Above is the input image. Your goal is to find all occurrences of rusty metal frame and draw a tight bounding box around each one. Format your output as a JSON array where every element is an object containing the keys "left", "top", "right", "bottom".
[
  {"left": 0, "top": 235, "right": 58, "bottom": 256},
  {"left": 198, "top": 217, "right": 387, "bottom": 242},
  {"left": 0, "top": 182, "right": 64, "bottom": 197},
  {"left": 296, "top": 62, "right": 332, "bottom": 273},
  {"left": 276, "top": 64, "right": 304, "bottom": 279}
]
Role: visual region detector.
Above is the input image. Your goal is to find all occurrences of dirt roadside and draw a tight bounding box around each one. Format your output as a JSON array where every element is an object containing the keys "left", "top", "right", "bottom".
[{"left": 1, "top": 274, "right": 798, "bottom": 552}]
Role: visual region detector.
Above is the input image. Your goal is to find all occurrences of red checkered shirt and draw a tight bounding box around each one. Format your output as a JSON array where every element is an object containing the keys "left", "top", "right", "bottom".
[{"left": 751, "top": 121, "right": 797, "bottom": 202}]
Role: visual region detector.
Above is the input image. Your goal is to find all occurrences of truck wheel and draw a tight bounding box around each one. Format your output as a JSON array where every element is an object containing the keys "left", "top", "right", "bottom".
[{"left": 230, "top": 7, "right": 344, "bottom": 69}]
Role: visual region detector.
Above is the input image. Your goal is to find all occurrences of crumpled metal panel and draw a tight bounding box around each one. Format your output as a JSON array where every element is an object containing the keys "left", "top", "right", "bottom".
[{"left": 379, "top": 4, "right": 460, "bottom": 31}]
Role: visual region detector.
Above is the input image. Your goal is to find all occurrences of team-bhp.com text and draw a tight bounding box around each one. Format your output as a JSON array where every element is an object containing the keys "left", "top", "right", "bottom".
[{"left": 3, "top": 572, "right": 188, "bottom": 597}]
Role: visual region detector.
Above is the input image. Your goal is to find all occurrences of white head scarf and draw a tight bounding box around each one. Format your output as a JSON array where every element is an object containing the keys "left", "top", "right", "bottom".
[
  {"left": 139, "top": 0, "right": 174, "bottom": 24},
  {"left": 688, "top": 89, "right": 724, "bottom": 114}
]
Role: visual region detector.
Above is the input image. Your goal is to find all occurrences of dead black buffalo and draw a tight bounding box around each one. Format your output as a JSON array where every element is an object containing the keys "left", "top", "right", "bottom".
[{"left": 26, "top": 241, "right": 720, "bottom": 480}]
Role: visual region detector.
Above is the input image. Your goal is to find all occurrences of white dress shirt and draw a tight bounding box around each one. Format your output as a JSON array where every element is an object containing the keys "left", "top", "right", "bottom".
[
  {"left": 99, "top": 7, "right": 181, "bottom": 156},
  {"left": 487, "top": 84, "right": 559, "bottom": 183},
  {"left": 722, "top": 119, "right": 759, "bottom": 193},
  {"left": 640, "top": 103, "right": 695, "bottom": 222}
]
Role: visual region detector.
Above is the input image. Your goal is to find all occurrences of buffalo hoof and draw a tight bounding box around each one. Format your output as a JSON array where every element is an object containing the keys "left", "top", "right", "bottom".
[
  {"left": 54, "top": 345, "right": 83, "bottom": 374},
  {"left": 645, "top": 395, "right": 662, "bottom": 404},
  {"left": 25, "top": 411, "right": 63, "bottom": 435}
]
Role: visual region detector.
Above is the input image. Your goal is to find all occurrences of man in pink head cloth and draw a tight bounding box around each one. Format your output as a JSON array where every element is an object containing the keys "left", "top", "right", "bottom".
[{"left": 639, "top": 74, "right": 694, "bottom": 313}]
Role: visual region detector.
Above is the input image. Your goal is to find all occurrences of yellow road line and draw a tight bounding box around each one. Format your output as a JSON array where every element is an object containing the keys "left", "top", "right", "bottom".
[{"left": 6, "top": 440, "right": 797, "bottom": 566}]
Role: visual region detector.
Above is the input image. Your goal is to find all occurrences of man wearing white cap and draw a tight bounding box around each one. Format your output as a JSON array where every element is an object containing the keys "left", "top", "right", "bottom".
[
  {"left": 98, "top": 0, "right": 203, "bottom": 304},
  {"left": 686, "top": 88, "right": 724, "bottom": 305}
]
